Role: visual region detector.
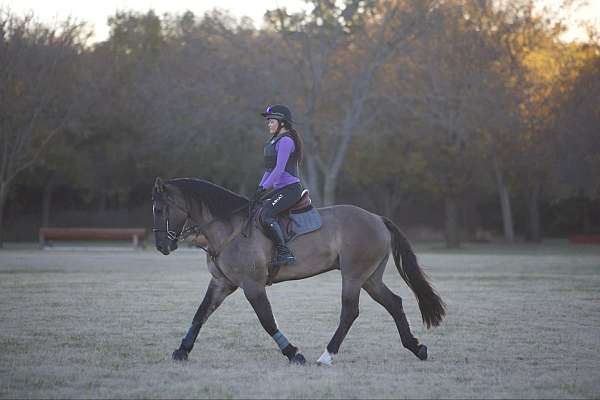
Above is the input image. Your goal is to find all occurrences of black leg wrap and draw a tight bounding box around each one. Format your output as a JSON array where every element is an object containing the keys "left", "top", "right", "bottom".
[
  {"left": 282, "top": 344, "right": 306, "bottom": 365},
  {"left": 282, "top": 344, "right": 298, "bottom": 360},
  {"left": 415, "top": 344, "right": 428, "bottom": 361},
  {"left": 172, "top": 346, "right": 189, "bottom": 361}
]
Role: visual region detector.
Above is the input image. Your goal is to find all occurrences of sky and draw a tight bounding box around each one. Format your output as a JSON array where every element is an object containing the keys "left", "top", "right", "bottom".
[
  {"left": 0, "top": 0, "right": 308, "bottom": 42},
  {"left": 1, "top": 0, "right": 599, "bottom": 43}
]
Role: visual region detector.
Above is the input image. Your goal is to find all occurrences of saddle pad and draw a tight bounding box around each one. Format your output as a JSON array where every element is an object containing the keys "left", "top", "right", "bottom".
[{"left": 286, "top": 206, "right": 322, "bottom": 242}]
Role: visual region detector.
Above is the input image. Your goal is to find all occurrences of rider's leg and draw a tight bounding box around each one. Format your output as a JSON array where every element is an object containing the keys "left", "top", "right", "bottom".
[{"left": 261, "top": 183, "right": 303, "bottom": 267}]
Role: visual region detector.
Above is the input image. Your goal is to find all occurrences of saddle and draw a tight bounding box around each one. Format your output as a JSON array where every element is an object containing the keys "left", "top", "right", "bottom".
[
  {"left": 257, "top": 189, "right": 322, "bottom": 243},
  {"left": 254, "top": 189, "right": 322, "bottom": 285}
]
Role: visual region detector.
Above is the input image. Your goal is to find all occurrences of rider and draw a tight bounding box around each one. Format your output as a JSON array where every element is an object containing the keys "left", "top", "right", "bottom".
[{"left": 253, "top": 104, "right": 305, "bottom": 267}]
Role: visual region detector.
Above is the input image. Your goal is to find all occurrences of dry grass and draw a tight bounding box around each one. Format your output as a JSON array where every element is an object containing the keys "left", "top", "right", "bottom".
[{"left": 1, "top": 241, "right": 599, "bottom": 399}]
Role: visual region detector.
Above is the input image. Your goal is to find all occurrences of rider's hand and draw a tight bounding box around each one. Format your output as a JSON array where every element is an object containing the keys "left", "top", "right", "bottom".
[{"left": 252, "top": 186, "right": 266, "bottom": 203}]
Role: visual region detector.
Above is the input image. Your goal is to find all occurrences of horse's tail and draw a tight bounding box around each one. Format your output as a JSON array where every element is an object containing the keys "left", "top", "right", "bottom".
[{"left": 382, "top": 216, "right": 446, "bottom": 329}]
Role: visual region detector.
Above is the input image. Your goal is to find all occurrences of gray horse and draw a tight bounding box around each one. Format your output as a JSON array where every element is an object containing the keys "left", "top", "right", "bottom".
[{"left": 152, "top": 177, "right": 446, "bottom": 365}]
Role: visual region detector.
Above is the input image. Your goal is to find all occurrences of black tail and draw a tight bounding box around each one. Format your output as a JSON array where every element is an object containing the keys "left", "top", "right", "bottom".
[{"left": 382, "top": 217, "right": 446, "bottom": 329}]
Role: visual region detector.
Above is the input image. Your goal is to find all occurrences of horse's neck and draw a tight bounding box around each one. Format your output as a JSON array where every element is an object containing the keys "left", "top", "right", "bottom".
[{"left": 200, "top": 215, "right": 244, "bottom": 252}]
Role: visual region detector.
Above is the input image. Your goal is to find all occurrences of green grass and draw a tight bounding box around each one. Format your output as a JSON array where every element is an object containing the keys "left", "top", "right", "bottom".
[{"left": 0, "top": 242, "right": 599, "bottom": 398}]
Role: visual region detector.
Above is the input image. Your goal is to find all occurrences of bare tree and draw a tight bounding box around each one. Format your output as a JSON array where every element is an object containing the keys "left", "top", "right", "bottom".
[
  {"left": 0, "top": 12, "right": 89, "bottom": 245},
  {"left": 266, "top": 0, "right": 437, "bottom": 205}
]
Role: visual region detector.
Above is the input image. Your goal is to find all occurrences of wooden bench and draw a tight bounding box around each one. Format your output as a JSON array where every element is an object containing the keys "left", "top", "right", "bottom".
[
  {"left": 569, "top": 234, "right": 600, "bottom": 245},
  {"left": 39, "top": 227, "right": 149, "bottom": 249}
]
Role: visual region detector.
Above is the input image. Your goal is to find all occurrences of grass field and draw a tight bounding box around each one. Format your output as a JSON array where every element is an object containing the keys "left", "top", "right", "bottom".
[{"left": 1, "top": 241, "right": 599, "bottom": 399}]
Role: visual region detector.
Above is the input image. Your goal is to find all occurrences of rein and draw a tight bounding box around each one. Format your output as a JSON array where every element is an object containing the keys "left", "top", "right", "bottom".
[{"left": 153, "top": 194, "right": 251, "bottom": 257}]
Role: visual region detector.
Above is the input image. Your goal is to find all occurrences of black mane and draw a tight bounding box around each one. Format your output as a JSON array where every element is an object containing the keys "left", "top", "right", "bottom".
[{"left": 167, "top": 178, "right": 249, "bottom": 220}]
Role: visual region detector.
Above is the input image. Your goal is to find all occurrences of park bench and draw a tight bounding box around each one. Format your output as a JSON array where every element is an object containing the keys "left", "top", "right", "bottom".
[
  {"left": 569, "top": 234, "right": 600, "bottom": 245},
  {"left": 39, "top": 227, "right": 149, "bottom": 249}
]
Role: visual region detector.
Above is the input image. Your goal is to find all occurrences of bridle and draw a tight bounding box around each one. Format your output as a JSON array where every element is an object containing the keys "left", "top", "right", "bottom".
[
  {"left": 152, "top": 194, "right": 208, "bottom": 243},
  {"left": 152, "top": 192, "right": 254, "bottom": 251}
]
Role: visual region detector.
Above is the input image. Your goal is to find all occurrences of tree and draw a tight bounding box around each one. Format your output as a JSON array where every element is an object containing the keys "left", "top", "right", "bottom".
[
  {"left": 266, "top": 0, "right": 437, "bottom": 205},
  {"left": 0, "top": 12, "right": 89, "bottom": 245},
  {"left": 382, "top": 0, "right": 505, "bottom": 247},
  {"left": 555, "top": 44, "right": 600, "bottom": 232}
]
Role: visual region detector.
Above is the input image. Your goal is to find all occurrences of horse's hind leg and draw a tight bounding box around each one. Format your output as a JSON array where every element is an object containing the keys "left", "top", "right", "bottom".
[
  {"left": 317, "top": 277, "right": 362, "bottom": 366},
  {"left": 173, "top": 277, "right": 237, "bottom": 360},
  {"left": 242, "top": 282, "right": 306, "bottom": 364},
  {"left": 362, "top": 260, "right": 428, "bottom": 360}
]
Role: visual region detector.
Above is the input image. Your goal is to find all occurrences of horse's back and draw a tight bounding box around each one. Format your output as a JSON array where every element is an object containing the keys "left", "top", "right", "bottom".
[
  {"left": 317, "top": 204, "right": 390, "bottom": 255},
  {"left": 272, "top": 204, "right": 390, "bottom": 283}
]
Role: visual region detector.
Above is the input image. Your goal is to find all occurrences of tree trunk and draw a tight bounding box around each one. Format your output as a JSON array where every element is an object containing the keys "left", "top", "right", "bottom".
[
  {"left": 494, "top": 160, "right": 515, "bottom": 243},
  {"left": 97, "top": 194, "right": 107, "bottom": 213},
  {"left": 0, "top": 182, "right": 7, "bottom": 248},
  {"left": 42, "top": 179, "right": 56, "bottom": 228},
  {"left": 444, "top": 196, "right": 461, "bottom": 248},
  {"left": 527, "top": 181, "right": 542, "bottom": 242},
  {"left": 382, "top": 189, "right": 395, "bottom": 219},
  {"left": 323, "top": 173, "right": 337, "bottom": 206},
  {"left": 303, "top": 155, "right": 323, "bottom": 207},
  {"left": 582, "top": 202, "right": 592, "bottom": 234}
]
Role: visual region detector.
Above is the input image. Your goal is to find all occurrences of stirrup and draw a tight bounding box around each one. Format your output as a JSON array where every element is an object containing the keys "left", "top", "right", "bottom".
[
  {"left": 266, "top": 246, "right": 295, "bottom": 285},
  {"left": 274, "top": 246, "right": 295, "bottom": 266}
]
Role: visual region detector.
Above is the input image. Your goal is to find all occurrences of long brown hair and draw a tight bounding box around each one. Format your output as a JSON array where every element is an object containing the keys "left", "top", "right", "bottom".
[{"left": 282, "top": 122, "right": 304, "bottom": 164}]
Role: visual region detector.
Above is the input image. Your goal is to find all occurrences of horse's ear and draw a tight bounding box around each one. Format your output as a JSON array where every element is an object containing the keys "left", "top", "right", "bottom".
[{"left": 155, "top": 177, "right": 165, "bottom": 193}]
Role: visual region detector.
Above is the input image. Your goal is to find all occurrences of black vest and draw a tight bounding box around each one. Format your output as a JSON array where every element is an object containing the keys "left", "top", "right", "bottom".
[{"left": 263, "top": 133, "right": 299, "bottom": 177}]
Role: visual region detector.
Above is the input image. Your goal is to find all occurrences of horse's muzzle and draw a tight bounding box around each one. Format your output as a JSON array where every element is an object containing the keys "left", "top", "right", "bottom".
[
  {"left": 157, "top": 245, "right": 170, "bottom": 255},
  {"left": 156, "top": 239, "right": 178, "bottom": 255}
]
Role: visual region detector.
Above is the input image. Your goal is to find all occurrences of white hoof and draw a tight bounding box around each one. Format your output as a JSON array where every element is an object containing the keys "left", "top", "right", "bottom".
[{"left": 317, "top": 350, "right": 333, "bottom": 366}]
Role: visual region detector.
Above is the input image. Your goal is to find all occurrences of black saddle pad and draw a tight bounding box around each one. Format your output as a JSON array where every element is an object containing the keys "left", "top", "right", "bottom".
[{"left": 279, "top": 206, "right": 322, "bottom": 243}]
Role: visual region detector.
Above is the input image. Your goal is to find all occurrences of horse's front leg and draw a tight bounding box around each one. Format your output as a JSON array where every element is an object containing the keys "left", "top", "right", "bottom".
[
  {"left": 243, "top": 282, "right": 306, "bottom": 364},
  {"left": 173, "top": 277, "right": 237, "bottom": 361}
]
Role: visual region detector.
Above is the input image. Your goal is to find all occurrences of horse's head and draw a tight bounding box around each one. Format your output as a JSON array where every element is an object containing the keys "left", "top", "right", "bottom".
[{"left": 152, "top": 177, "right": 189, "bottom": 255}]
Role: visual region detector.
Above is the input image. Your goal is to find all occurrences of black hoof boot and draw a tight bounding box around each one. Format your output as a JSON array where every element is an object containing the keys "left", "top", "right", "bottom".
[
  {"left": 275, "top": 245, "right": 296, "bottom": 266},
  {"left": 416, "top": 344, "right": 428, "bottom": 361},
  {"left": 264, "top": 222, "right": 296, "bottom": 266},
  {"left": 172, "top": 348, "right": 189, "bottom": 361},
  {"left": 290, "top": 353, "right": 306, "bottom": 365},
  {"left": 282, "top": 344, "right": 305, "bottom": 365}
]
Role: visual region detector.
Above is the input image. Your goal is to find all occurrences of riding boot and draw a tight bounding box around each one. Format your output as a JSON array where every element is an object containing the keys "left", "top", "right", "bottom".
[{"left": 264, "top": 221, "right": 296, "bottom": 266}]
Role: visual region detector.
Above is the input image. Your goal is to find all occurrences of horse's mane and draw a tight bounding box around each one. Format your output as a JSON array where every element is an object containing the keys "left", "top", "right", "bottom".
[{"left": 167, "top": 178, "right": 249, "bottom": 220}]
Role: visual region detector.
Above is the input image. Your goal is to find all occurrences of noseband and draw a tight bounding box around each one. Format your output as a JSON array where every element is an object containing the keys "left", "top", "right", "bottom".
[
  {"left": 152, "top": 194, "right": 250, "bottom": 245},
  {"left": 152, "top": 191, "right": 260, "bottom": 290},
  {"left": 152, "top": 196, "right": 203, "bottom": 242}
]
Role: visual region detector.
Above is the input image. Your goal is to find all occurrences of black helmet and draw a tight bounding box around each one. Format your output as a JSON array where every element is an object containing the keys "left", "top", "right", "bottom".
[{"left": 261, "top": 104, "right": 294, "bottom": 124}]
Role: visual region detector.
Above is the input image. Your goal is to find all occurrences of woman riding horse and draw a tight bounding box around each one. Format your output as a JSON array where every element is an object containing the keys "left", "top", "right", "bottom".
[
  {"left": 152, "top": 106, "right": 446, "bottom": 366},
  {"left": 253, "top": 104, "right": 305, "bottom": 269}
]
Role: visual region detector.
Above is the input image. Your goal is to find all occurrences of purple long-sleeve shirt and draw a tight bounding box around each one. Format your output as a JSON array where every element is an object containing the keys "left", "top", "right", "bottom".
[{"left": 259, "top": 136, "right": 300, "bottom": 190}]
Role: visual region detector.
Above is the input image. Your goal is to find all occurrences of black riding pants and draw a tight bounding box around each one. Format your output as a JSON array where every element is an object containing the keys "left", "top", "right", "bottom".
[{"left": 260, "top": 182, "right": 303, "bottom": 225}]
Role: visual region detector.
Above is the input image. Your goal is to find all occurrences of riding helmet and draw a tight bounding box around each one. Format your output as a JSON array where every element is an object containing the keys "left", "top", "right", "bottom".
[{"left": 261, "top": 104, "right": 294, "bottom": 124}]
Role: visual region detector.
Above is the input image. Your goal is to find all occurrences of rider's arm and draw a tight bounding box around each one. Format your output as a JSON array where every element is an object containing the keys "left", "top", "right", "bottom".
[
  {"left": 260, "top": 137, "right": 295, "bottom": 189},
  {"left": 259, "top": 171, "right": 270, "bottom": 188}
]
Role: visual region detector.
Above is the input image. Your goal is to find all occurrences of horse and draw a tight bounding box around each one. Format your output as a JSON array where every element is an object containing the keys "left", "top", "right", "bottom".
[{"left": 151, "top": 177, "right": 446, "bottom": 366}]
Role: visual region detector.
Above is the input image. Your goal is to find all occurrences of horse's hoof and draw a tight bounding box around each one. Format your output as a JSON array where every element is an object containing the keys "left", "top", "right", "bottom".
[
  {"left": 290, "top": 353, "right": 306, "bottom": 365},
  {"left": 416, "top": 344, "right": 428, "bottom": 361},
  {"left": 172, "top": 348, "right": 189, "bottom": 361},
  {"left": 316, "top": 350, "right": 333, "bottom": 366}
]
